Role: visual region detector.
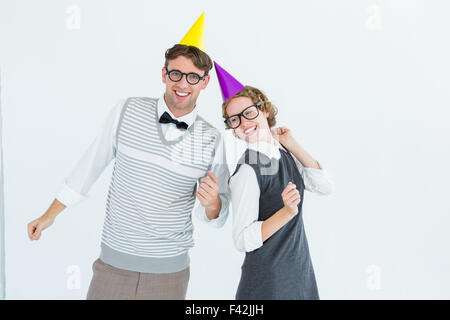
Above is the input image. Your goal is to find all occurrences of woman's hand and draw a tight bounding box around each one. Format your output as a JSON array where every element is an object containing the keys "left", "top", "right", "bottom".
[
  {"left": 281, "top": 182, "right": 301, "bottom": 216},
  {"left": 271, "top": 126, "right": 296, "bottom": 150},
  {"left": 261, "top": 182, "right": 301, "bottom": 243}
]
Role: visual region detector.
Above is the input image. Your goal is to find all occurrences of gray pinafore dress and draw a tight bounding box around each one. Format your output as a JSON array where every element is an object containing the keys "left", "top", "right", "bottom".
[{"left": 231, "top": 146, "right": 319, "bottom": 300}]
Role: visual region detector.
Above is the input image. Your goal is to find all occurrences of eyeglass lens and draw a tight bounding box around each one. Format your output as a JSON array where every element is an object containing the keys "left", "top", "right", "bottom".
[{"left": 168, "top": 70, "right": 201, "bottom": 85}]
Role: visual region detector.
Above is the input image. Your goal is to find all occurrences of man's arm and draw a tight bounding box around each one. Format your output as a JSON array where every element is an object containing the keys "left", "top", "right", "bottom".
[
  {"left": 28, "top": 198, "right": 66, "bottom": 240},
  {"left": 55, "top": 99, "right": 125, "bottom": 206},
  {"left": 193, "top": 133, "right": 230, "bottom": 228},
  {"left": 27, "top": 99, "right": 125, "bottom": 241}
]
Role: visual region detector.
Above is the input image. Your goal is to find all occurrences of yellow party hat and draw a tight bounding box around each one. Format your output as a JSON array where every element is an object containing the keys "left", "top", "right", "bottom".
[{"left": 179, "top": 12, "right": 205, "bottom": 51}]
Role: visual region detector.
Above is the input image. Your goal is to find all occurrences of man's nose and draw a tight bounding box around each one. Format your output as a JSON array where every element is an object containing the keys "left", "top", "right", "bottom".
[{"left": 177, "top": 75, "right": 189, "bottom": 88}]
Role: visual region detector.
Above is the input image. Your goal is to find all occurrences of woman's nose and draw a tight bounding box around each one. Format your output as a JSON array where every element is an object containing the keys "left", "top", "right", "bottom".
[{"left": 239, "top": 115, "right": 252, "bottom": 128}]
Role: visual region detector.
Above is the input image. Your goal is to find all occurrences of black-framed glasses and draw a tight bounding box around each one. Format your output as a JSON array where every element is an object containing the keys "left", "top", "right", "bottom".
[
  {"left": 165, "top": 69, "right": 206, "bottom": 85},
  {"left": 224, "top": 101, "right": 263, "bottom": 129}
]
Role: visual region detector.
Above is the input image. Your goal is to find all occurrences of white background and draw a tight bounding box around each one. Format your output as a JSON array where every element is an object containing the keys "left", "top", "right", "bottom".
[{"left": 1, "top": 0, "right": 449, "bottom": 299}]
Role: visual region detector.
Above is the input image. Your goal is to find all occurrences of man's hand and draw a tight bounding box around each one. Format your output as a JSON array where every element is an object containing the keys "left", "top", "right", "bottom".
[
  {"left": 196, "top": 171, "right": 221, "bottom": 218},
  {"left": 27, "top": 199, "right": 66, "bottom": 241},
  {"left": 27, "top": 214, "right": 55, "bottom": 241}
]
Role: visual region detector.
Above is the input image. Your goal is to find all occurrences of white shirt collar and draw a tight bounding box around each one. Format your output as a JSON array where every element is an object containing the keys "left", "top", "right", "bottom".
[
  {"left": 247, "top": 137, "right": 282, "bottom": 160},
  {"left": 157, "top": 93, "right": 197, "bottom": 128}
]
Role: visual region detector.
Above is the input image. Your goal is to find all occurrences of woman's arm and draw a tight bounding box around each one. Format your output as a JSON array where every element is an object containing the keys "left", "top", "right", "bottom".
[
  {"left": 261, "top": 182, "right": 300, "bottom": 241},
  {"left": 272, "top": 126, "right": 320, "bottom": 169},
  {"left": 229, "top": 164, "right": 263, "bottom": 252},
  {"left": 272, "top": 127, "right": 335, "bottom": 195},
  {"left": 229, "top": 164, "right": 301, "bottom": 252}
]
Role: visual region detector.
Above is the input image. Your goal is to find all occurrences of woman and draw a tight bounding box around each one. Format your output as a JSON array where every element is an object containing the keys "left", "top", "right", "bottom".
[{"left": 223, "top": 85, "right": 334, "bottom": 300}]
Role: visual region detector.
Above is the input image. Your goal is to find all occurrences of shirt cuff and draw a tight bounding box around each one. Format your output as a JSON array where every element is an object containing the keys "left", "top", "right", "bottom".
[
  {"left": 55, "top": 183, "right": 87, "bottom": 208},
  {"left": 202, "top": 195, "right": 229, "bottom": 228},
  {"left": 302, "top": 166, "right": 335, "bottom": 195},
  {"left": 303, "top": 166, "right": 329, "bottom": 175},
  {"left": 243, "top": 221, "right": 264, "bottom": 252}
]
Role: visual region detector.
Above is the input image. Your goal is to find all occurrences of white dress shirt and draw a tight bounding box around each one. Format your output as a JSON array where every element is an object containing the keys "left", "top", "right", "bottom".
[
  {"left": 229, "top": 138, "right": 335, "bottom": 252},
  {"left": 55, "top": 94, "right": 229, "bottom": 227}
]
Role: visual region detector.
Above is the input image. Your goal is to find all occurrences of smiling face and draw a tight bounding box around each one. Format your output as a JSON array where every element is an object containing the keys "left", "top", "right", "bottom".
[
  {"left": 225, "top": 96, "right": 271, "bottom": 143},
  {"left": 162, "top": 55, "right": 210, "bottom": 116}
]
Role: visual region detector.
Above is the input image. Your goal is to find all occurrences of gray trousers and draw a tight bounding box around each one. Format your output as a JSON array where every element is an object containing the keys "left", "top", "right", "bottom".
[{"left": 86, "top": 258, "right": 190, "bottom": 300}]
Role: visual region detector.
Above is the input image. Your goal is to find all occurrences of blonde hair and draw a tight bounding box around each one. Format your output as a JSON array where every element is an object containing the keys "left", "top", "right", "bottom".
[{"left": 222, "top": 86, "right": 278, "bottom": 129}]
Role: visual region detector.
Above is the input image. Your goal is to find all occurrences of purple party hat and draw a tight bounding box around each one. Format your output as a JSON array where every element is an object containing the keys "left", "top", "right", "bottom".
[{"left": 214, "top": 61, "right": 245, "bottom": 102}]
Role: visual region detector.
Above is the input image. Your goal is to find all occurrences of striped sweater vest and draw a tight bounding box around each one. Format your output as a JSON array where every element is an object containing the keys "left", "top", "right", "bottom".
[{"left": 100, "top": 97, "right": 219, "bottom": 273}]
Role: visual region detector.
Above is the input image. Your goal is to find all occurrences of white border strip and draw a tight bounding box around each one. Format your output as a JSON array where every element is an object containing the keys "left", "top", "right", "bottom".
[{"left": 0, "top": 68, "right": 5, "bottom": 299}]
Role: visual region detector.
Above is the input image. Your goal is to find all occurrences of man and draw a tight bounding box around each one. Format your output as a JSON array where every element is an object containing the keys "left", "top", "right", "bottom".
[{"left": 27, "top": 15, "right": 230, "bottom": 299}]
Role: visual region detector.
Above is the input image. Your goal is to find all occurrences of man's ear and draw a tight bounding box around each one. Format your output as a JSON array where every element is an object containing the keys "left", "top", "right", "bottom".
[
  {"left": 201, "top": 74, "right": 210, "bottom": 90},
  {"left": 162, "top": 67, "right": 167, "bottom": 84}
]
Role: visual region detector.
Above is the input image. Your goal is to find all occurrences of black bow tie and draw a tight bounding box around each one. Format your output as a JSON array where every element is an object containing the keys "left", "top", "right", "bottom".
[{"left": 158, "top": 112, "right": 189, "bottom": 130}]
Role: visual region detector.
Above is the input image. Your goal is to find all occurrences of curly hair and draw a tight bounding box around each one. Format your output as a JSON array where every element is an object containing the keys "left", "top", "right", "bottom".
[{"left": 222, "top": 86, "right": 278, "bottom": 129}]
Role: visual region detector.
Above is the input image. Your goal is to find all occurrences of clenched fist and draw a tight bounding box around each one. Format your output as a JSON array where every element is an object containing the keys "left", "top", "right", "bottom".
[
  {"left": 281, "top": 182, "right": 301, "bottom": 216},
  {"left": 271, "top": 126, "right": 295, "bottom": 149},
  {"left": 27, "top": 215, "right": 55, "bottom": 241},
  {"left": 196, "top": 171, "right": 221, "bottom": 212}
]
